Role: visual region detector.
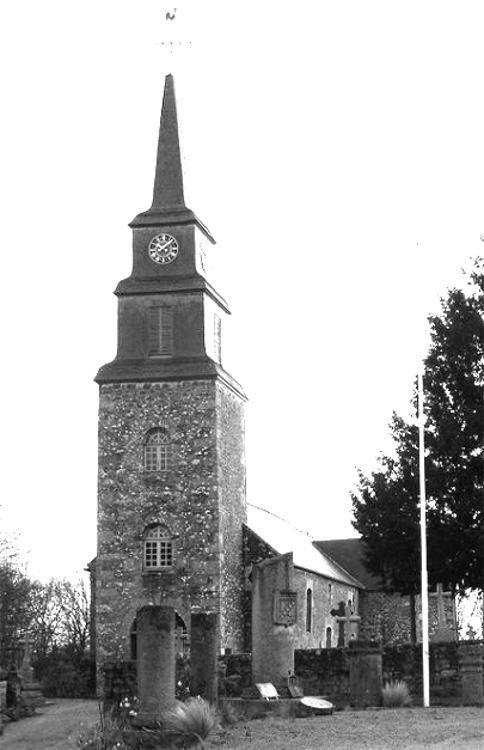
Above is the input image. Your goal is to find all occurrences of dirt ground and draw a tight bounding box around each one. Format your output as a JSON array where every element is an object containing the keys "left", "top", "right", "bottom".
[{"left": 1, "top": 700, "right": 483, "bottom": 750}]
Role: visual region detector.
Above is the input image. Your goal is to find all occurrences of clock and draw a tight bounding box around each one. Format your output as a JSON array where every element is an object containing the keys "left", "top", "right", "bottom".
[{"left": 148, "top": 233, "right": 179, "bottom": 265}]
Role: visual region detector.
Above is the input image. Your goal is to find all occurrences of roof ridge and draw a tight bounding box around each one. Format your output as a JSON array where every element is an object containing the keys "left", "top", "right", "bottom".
[{"left": 247, "top": 503, "right": 314, "bottom": 539}]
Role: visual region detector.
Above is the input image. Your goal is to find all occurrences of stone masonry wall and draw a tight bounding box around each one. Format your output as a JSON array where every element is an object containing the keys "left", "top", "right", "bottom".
[
  {"left": 96, "top": 379, "right": 246, "bottom": 688},
  {"left": 294, "top": 642, "right": 466, "bottom": 706},
  {"left": 360, "top": 590, "right": 457, "bottom": 644},
  {"left": 359, "top": 591, "right": 415, "bottom": 643},
  {"left": 291, "top": 572, "right": 359, "bottom": 650},
  {"left": 217, "top": 386, "right": 247, "bottom": 652}
]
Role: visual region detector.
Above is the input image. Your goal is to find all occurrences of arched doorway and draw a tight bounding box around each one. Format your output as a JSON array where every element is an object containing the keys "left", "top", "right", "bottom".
[{"left": 130, "top": 611, "right": 189, "bottom": 660}]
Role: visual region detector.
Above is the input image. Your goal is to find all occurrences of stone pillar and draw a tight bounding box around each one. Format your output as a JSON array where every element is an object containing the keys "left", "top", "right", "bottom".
[
  {"left": 251, "top": 554, "right": 296, "bottom": 688},
  {"left": 17, "top": 635, "right": 45, "bottom": 711},
  {"left": 190, "top": 612, "right": 219, "bottom": 702},
  {"left": 458, "top": 641, "right": 484, "bottom": 706},
  {"left": 349, "top": 640, "right": 383, "bottom": 708},
  {"left": 137, "top": 605, "right": 176, "bottom": 722},
  {"left": 0, "top": 679, "right": 6, "bottom": 735}
]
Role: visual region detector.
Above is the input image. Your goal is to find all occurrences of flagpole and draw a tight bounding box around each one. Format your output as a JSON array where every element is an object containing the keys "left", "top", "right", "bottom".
[{"left": 418, "top": 372, "right": 430, "bottom": 707}]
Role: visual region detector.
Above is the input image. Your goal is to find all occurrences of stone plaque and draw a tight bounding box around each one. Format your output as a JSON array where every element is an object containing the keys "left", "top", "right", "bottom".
[
  {"left": 274, "top": 590, "right": 297, "bottom": 626},
  {"left": 256, "top": 682, "right": 279, "bottom": 700}
]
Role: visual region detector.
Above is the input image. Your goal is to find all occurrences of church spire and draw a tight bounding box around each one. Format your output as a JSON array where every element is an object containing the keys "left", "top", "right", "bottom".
[
  {"left": 151, "top": 73, "right": 185, "bottom": 210},
  {"left": 130, "top": 74, "right": 213, "bottom": 241}
]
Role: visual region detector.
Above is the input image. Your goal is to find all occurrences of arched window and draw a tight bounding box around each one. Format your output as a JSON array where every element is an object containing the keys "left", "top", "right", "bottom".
[
  {"left": 306, "top": 588, "right": 313, "bottom": 632},
  {"left": 143, "top": 525, "right": 173, "bottom": 569},
  {"left": 144, "top": 428, "right": 171, "bottom": 472}
]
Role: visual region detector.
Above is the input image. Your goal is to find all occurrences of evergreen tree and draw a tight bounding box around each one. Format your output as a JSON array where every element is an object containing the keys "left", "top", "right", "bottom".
[{"left": 351, "top": 258, "right": 483, "bottom": 617}]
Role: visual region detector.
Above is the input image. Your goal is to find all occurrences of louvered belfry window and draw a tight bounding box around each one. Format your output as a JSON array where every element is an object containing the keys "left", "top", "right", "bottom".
[
  {"left": 148, "top": 306, "right": 173, "bottom": 356},
  {"left": 144, "top": 428, "right": 170, "bottom": 472},
  {"left": 144, "top": 525, "right": 173, "bottom": 569}
]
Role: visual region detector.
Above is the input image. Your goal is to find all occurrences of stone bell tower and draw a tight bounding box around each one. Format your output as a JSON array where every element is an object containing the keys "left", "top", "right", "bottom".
[{"left": 94, "top": 74, "right": 247, "bottom": 682}]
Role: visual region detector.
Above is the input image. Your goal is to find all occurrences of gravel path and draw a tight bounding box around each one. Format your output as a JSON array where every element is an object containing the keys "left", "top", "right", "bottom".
[{"left": 1, "top": 699, "right": 100, "bottom": 750}]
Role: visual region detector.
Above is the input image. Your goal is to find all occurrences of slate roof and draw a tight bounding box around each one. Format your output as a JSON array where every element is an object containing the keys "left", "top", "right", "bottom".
[
  {"left": 314, "top": 538, "right": 384, "bottom": 589},
  {"left": 246, "top": 505, "right": 362, "bottom": 588}
]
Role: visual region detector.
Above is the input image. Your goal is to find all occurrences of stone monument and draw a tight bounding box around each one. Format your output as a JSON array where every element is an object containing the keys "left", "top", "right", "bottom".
[
  {"left": 429, "top": 584, "right": 456, "bottom": 642},
  {"left": 458, "top": 640, "right": 483, "bottom": 706},
  {"left": 251, "top": 554, "right": 297, "bottom": 687},
  {"left": 349, "top": 639, "right": 383, "bottom": 708},
  {"left": 137, "top": 605, "right": 176, "bottom": 722},
  {"left": 17, "top": 634, "right": 45, "bottom": 713},
  {"left": 190, "top": 612, "right": 219, "bottom": 702}
]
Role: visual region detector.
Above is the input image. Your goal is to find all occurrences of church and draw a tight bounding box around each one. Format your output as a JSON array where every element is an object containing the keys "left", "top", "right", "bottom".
[{"left": 91, "top": 74, "right": 456, "bottom": 689}]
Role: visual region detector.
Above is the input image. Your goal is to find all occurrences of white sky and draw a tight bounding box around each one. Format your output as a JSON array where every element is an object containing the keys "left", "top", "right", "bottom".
[{"left": 1, "top": 1, "right": 482, "bottom": 583}]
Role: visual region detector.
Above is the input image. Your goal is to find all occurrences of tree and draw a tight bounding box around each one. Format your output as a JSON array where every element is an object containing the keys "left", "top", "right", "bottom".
[
  {"left": 351, "top": 258, "right": 483, "bottom": 634},
  {"left": 423, "top": 259, "right": 483, "bottom": 590},
  {"left": 0, "top": 524, "right": 37, "bottom": 669},
  {"left": 0, "top": 562, "right": 37, "bottom": 669},
  {"left": 31, "top": 578, "right": 93, "bottom": 697}
]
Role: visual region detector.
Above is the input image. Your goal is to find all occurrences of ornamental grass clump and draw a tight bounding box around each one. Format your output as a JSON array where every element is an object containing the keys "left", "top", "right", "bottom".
[
  {"left": 382, "top": 680, "right": 412, "bottom": 708},
  {"left": 163, "top": 698, "right": 219, "bottom": 749}
]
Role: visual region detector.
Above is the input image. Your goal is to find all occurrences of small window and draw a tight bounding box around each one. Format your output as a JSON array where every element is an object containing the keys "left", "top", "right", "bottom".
[
  {"left": 306, "top": 588, "right": 313, "bottom": 632},
  {"left": 144, "top": 428, "right": 170, "bottom": 472},
  {"left": 144, "top": 525, "right": 173, "bottom": 569},
  {"left": 148, "top": 306, "right": 173, "bottom": 356}
]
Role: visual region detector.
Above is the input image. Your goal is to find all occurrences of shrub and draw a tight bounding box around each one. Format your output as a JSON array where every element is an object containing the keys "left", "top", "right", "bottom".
[
  {"left": 382, "top": 680, "right": 412, "bottom": 708},
  {"left": 77, "top": 715, "right": 129, "bottom": 749},
  {"left": 163, "top": 698, "right": 219, "bottom": 749}
]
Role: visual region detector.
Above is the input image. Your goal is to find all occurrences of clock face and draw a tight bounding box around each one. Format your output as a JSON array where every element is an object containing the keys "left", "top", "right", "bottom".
[{"left": 148, "top": 233, "right": 179, "bottom": 265}]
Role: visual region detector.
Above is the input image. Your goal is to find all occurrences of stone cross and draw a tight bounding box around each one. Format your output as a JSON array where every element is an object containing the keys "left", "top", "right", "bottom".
[
  {"left": 331, "top": 600, "right": 361, "bottom": 647},
  {"left": 344, "top": 600, "right": 361, "bottom": 645},
  {"left": 429, "top": 583, "right": 456, "bottom": 642},
  {"left": 330, "top": 601, "right": 346, "bottom": 647},
  {"left": 18, "top": 634, "right": 35, "bottom": 683}
]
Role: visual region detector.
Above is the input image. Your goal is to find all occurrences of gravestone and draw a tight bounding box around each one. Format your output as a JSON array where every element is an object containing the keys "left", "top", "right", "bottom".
[
  {"left": 251, "top": 553, "right": 296, "bottom": 687},
  {"left": 429, "top": 584, "right": 456, "bottom": 642},
  {"left": 137, "top": 605, "right": 176, "bottom": 722},
  {"left": 458, "top": 641, "right": 483, "bottom": 706},
  {"left": 17, "top": 635, "right": 45, "bottom": 712},
  {"left": 349, "top": 640, "right": 382, "bottom": 708},
  {"left": 0, "top": 678, "right": 5, "bottom": 734},
  {"left": 190, "top": 612, "right": 219, "bottom": 702}
]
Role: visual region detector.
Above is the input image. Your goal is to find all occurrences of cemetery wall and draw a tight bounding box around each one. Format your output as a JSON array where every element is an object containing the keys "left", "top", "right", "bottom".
[
  {"left": 294, "top": 642, "right": 467, "bottom": 704},
  {"left": 101, "top": 642, "right": 481, "bottom": 707}
]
